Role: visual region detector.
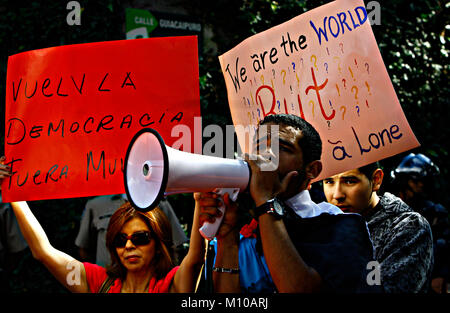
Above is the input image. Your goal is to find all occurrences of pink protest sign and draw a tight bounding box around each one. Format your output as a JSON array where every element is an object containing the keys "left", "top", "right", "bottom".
[{"left": 219, "top": 0, "right": 420, "bottom": 181}]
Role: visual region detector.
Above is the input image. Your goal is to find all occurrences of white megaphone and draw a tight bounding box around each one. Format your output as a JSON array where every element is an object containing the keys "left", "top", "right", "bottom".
[{"left": 124, "top": 128, "right": 250, "bottom": 240}]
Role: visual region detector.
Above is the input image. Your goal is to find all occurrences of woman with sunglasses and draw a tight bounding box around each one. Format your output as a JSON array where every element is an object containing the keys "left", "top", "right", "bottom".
[{"left": 1, "top": 161, "right": 205, "bottom": 293}]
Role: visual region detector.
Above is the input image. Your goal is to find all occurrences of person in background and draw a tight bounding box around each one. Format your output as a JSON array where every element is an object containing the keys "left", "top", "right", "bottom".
[
  {"left": 389, "top": 153, "right": 450, "bottom": 293},
  {"left": 323, "top": 162, "right": 434, "bottom": 293},
  {"left": 0, "top": 182, "right": 28, "bottom": 292}
]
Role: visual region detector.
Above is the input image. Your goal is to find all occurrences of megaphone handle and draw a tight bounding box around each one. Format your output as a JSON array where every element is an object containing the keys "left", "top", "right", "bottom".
[
  {"left": 198, "top": 202, "right": 225, "bottom": 241},
  {"left": 198, "top": 188, "right": 239, "bottom": 240}
]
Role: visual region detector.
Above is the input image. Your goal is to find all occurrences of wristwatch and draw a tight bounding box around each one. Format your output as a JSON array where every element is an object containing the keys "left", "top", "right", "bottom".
[{"left": 253, "top": 198, "right": 285, "bottom": 219}]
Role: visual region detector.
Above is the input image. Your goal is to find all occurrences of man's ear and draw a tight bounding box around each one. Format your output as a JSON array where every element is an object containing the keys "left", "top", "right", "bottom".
[
  {"left": 305, "top": 160, "right": 322, "bottom": 181},
  {"left": 371, "top": 169, "right": 384, "bottom": 192}
]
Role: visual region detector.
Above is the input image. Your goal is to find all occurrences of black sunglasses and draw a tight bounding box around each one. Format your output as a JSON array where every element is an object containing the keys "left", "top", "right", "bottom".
[{"left": 113, "top": 231, "right": 152, "bottom": 248}]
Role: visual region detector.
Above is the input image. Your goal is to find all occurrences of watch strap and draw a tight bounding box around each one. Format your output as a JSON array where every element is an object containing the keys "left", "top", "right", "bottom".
[{"left": 253, "top": 198, "right": 284, "bottom": 219}]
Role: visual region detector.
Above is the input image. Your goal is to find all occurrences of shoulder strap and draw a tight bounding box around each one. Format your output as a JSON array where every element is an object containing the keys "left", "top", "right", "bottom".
[{"left": 98, "top": 276, "right": 115, "bottom": 293}]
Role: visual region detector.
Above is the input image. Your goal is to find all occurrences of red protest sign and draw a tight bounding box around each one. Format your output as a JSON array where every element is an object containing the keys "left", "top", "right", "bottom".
[{"left": 3, "top": 36, "right": 200, "bottom": 202}]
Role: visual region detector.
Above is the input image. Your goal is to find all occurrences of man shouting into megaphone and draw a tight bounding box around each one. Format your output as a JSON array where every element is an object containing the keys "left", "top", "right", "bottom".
[{"left": 196, "top": 113, "right": 381, "bottom": 293}]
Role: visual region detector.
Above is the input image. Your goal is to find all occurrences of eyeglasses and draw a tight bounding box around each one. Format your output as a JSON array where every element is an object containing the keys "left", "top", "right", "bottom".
[{"left": 113, "top": 231, "right": 152, "bottom": 248}]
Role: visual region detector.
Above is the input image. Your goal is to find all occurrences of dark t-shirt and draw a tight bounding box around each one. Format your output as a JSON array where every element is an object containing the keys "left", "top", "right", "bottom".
[
  {"left": 282, "top": 209, "right": 380, "bottom": 293},
  {"left": 234, "top": 208, "right": 381, "bottom": 293}
]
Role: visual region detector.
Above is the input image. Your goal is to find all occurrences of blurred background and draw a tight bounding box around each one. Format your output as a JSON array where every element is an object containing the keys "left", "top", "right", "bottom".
[{"left": 0, "top": 0, "right": 448, "bottom": 292}]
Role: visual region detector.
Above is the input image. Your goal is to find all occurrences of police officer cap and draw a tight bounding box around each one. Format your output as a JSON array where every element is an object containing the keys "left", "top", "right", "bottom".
[{"left": 390, "top": 153, "right": 440, "bottom": 181}]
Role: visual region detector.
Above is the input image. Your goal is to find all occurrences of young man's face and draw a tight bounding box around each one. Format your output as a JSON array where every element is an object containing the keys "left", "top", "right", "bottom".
[
  {"left": 254, "top": 122, "right": 308, "bottom": 196},
  {"left": 322, "top": 169, "right": 374, "bottom": 214}
]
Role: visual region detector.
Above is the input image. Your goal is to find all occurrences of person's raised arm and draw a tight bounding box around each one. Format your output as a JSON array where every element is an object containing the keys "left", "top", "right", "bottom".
[
  {"left": 257, "top": 210, "right": 321, "bottom": 292},
  {"left": 169, "top": 194, "right": 205, "bottom": 292},
  {"left": 0, "top": 158, "right": 89, "bottom": 293},
  {"left": 11, "top": 201, "right": 89, "bottom": 293},
  {"left": 196, "top": 192, "right": 240, "bottom": 293},
  {"left": 244, "top": 154, "right": 322, "bottom": 293}
]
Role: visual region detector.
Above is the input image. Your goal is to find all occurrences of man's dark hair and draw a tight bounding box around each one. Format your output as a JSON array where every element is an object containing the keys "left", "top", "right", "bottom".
[
  {"left": 358, "top": 162, "right": 385, "bottom": 195},
  {"left": 259, "top": 114, "right": 322, "bottom": 165},
  {"left": 358, "top": 162, "right": 382, "bottom": 180}
]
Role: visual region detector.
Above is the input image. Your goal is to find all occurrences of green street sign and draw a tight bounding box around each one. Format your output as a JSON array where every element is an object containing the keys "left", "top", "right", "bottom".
[{"left": 126, "top": 8, "right": 158, "bottom": 39}]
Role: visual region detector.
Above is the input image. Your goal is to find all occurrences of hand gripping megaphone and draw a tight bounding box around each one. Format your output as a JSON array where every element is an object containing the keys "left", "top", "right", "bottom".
[{"left": 123, "top": 128, "right": 250, "bottom": 240}]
